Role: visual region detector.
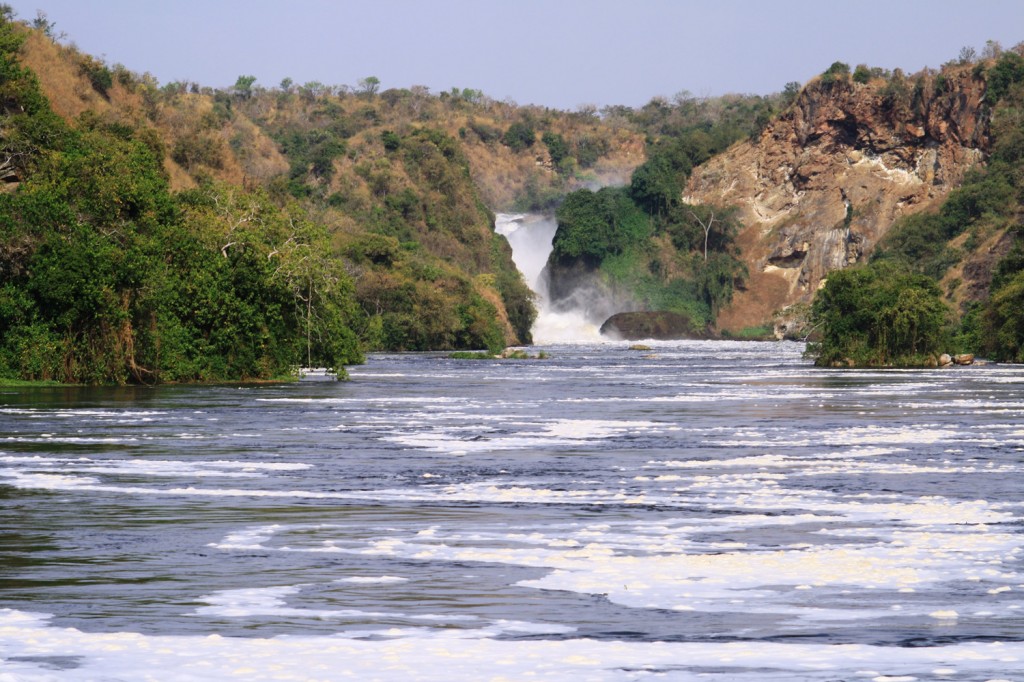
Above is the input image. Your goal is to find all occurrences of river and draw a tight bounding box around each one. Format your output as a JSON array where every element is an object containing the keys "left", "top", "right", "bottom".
[{"left": 2, "top": 340, "right": 1023, "bottom": 680}]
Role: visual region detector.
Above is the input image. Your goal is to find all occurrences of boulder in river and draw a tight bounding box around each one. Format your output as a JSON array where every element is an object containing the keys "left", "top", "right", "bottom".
[{"left": 600, "top": 311, "right": 708, "bottom": 341}]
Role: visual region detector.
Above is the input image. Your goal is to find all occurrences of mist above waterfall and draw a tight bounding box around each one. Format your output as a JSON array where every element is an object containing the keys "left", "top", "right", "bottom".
[{"left": 495, "top": 213, "right": 609, "bottom": 344}]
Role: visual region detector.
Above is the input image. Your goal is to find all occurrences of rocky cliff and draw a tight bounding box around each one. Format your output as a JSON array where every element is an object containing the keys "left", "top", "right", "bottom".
[{"left": 685, "top": 66, "right": 990, "bottom": 333}]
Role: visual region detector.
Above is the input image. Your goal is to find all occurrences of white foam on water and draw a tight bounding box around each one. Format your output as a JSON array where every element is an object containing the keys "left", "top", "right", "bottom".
[
  {"left": 532, "top": 310, "right": 606, "bottom": 344},
  {"left": 0, "top": 408, "right": 166, "bottom": 418},
  {"left": 207, "top": 476, "right": 1019, "bottom": 622},
  {"left": 0, "top": 435, "right": 139, "bottom": 444},
  {"left": 2, "top": 607, "right": 1024, "bottom": 681},
  {"left": 380, "top": 416, "right": 663, "bottom": 453},
  {"left": 646, "top": 452, "right": 1022, "bottom": 479},
  {"left": 5, "top": 346, "right": 1024, "bottom": 681},
  {"left": 335, "top": 576, "right": 409, "bottom": 584},
  {"left": 195, "top": 585, "right": 306, "bottom": 617},
  {"left": 0, "top": 455, "right": 310, "bottom": 478},
  {"left": 256, "top": 396, "right": 468, "bottom": 405},
  {"left": 193, "top": 585, "right": 491, "bottom": 626},
  {"left": 213, "top": 525, "right": 283, "bottom": 550}
]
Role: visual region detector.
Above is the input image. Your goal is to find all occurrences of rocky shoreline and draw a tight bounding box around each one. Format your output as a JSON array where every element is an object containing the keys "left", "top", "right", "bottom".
[{"left": 827, "top": 352, "right": 979, "bottom": 368}]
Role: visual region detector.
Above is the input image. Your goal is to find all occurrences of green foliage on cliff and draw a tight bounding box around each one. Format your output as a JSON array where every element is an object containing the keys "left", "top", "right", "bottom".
[
  {"left": 861, "top": 49, "right": 1024, "bottom": 363},
  {"left": 985, "top": 51, "right": 1024, "bottom": 103},
  {"left": 502, "top": 121, "right": 535, "bottom": 152},
  {"left": 807, "top": 261, "right": 950, "bottom": 367},
  {"left": 0, "top": 17, "right": 363, "bottom": 383},
  {"left": 549, "top": 186, "right": 744, "bottom": 329},
  {"left": 333, "top": 125, "right": 536, "bottom": 349},
  {"left": 983, "top": 267, "right": 1024, "bottom": 362},
  {"left": 546, "top": 90, "right": 765, "bottom": 330},
  {"left": 873, "top": 167, "right": 1015, "bottom": 279},
  {"left": 550, "top": 187, "right": 652, "bottom": 266}
]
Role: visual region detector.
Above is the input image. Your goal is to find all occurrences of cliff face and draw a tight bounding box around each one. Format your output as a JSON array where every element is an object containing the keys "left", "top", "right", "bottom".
[{"left": 685, "top": 68, "right": 990, "bottom": 331}]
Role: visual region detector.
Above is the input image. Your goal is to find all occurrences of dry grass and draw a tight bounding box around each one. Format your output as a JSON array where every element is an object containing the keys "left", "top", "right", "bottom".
[
  {"left": 21, "top": 30, "right": 110, "bottom": 121},
  {"left": 475, "top": 279, "right": 517, "bottom": 345},
  {"left": 227, "top": 114, "right": 289, "bottom": 183}
]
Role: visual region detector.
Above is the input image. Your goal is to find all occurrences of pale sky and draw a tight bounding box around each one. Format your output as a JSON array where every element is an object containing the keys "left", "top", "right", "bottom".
[{"left": 8, "top": 0, "right": 1024, "bottom": 110}]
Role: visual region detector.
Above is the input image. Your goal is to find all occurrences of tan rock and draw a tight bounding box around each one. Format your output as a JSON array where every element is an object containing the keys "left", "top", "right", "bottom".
[{"left": 687, "top": 69, "right": 989, "bottom": 330}]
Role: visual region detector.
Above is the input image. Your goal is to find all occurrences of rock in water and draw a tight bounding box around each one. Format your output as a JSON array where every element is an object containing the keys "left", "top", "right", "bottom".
[{"left": 600, "top": 311, "right": 706, "bottom": 340}]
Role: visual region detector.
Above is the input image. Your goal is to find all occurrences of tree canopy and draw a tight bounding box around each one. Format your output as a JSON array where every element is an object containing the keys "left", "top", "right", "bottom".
[{"left": 807, "top": 261, "right": 950, "bottom": 367}]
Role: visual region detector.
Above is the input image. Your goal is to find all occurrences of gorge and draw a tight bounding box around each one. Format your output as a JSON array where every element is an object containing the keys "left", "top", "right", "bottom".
[
  {"left": 1, "top": 10, "right": 1024, "bottom": 368},
  {"left": 494, "top": 212, "right": 605, "bottom": 343},
  {"left": 4, "top": 8, "right": 1024, "bottom": 682}
]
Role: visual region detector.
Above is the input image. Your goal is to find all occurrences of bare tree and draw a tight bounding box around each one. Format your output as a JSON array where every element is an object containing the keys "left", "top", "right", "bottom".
[{"left": 690, "top": 210, "right": 716, "bottom": 261}]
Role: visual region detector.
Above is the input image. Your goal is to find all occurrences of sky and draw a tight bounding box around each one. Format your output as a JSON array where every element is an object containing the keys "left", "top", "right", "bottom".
[{"left": 8, "top": 0, "right": 1024, "bottom": 111}]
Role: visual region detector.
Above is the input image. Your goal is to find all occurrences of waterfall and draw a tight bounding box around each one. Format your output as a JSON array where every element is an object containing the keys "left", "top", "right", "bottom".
[{"left": 495, "top": 213, "right": 602, "bottom": 344}]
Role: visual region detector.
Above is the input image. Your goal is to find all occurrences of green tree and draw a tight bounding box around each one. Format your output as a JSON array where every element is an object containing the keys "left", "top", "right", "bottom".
[
  {"left": 782, "top": 81, "right": 802, "bottom": 106},
  {"left": 233, "top": 75, "right": 257, "bottom": 99},
  {"left": 502, "top": 121, "right": 535, "bottom": 152},
  {"left": 541, "top": 131, "right": 569, "bottom": 167},
  {"left": 358, "top": 76, "right": 381, "bottom": 98},
  {"left": 821, "top": 61, "right": 851, "bottom": 85},
  {"left": 983, "top": 269, "right": 1024, "bottom": 362},
  {"left": 551, "top": 187, "right": 652, "bottom": 266},
  {"left": 852, "top": 64, "right": 872, "bottom": 84},
  {"left": 629, "top": 153, "right": 686, "bottom": 217},
  {"left": 807, "top": 261, "right": 950, "bottom": 367}
]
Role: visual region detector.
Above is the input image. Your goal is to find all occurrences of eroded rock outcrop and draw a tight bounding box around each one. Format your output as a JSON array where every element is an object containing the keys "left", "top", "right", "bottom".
[
  {"left": 600, "top": 311, "right": 710, "bottom": 340},
  {"left": 685, "top": 68, "right": 990, "bottom": 330}
]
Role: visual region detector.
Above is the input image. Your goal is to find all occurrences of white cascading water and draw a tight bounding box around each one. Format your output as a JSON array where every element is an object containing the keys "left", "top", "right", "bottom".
[{"left": 494, "top": 213, "right": 602, "bottom": 344}]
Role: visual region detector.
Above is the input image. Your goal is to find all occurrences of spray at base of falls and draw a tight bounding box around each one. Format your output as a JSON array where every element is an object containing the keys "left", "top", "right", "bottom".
[{"left": 495, "top": 213, "right": 607, "bottom": 344}]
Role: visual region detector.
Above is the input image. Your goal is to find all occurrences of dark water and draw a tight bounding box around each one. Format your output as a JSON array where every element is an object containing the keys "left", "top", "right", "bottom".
[{"left": 1, "top": 340, "right": 1023, "bottom": 680}]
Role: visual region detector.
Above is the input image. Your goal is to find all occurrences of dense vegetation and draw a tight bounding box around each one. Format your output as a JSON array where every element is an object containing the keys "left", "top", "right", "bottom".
[
  {"left": 0, "top": 17, "right": 363, "bottom": 382},
  {"left": 1, "top": 6, "right": 805, "bottom": 382},
  {"left": 0, "top": 12, "right": 561, "bottom": 382},
  {"left": 11, "top": 9, "right": 1024, "bottom": 377},
  {"left": 807, "top": 47, "right": 1024, "bottom": 366},
  {"left": 807, "top": 261, "right": 949, "bottom": 366},
  {"left": 546, "top": 91, "right": 788, "bottom": 329}
]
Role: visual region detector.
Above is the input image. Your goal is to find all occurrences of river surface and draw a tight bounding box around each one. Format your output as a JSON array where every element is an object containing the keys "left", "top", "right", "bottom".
[{"left": 2, "top": 340, "right": 1023, "bottom": 681}]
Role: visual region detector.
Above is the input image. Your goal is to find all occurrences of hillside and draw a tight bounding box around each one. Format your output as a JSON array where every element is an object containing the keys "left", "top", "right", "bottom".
[
  {"left": 536, "top": 49, "right": 1024, "bottom": 365},
  {"left": 0, "top": 14, "right": 650, "bottom": 382},
  {"left": 684, "top": 61, "right": 995, "bottom": 332},
  {"left": 4, "top": 11, "right": 1022, "bottom": 379},
  {"left": 540, "top": 92, "right": 790, "bottom": 335}
]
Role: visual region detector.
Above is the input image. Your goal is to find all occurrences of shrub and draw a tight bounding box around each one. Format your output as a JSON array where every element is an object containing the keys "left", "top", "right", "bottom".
[
  {"left": 821, "top": 61, "right": 851, "bottom": 85},
  {"left": 983, "top": 269, "right": 1024, "bottom": 361},
  {"left": 807, "top": 261, "right": 950, "bottom": 367},
  {"left": 381, "top": 130, "right": 401, "bottom": 152},
  {"left": 79, "top": 56, "right": 113, "bottom": 98},
  {"left": 541, "top": 131, "right": 569, "bottom": 166},
  {"left": 502, "top": 121, "right": 535, "bottom": 152},
  {"left": 467, "top": 119, "right": 502, "bottom": 143},
  {"left": 171, "top": 132, "right": 224, "bottom": 171},
  {"left": 986, "top": 51, "right": 1024, "bottom": 103}
]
